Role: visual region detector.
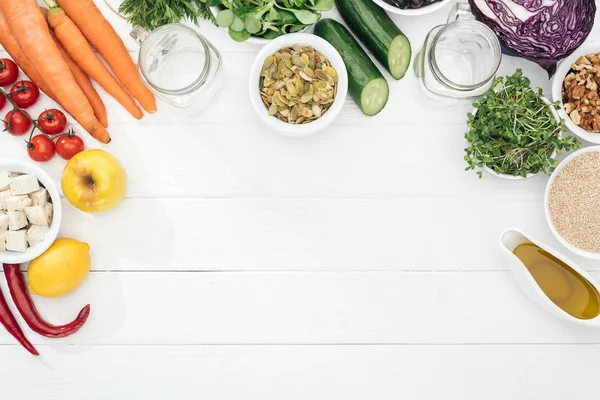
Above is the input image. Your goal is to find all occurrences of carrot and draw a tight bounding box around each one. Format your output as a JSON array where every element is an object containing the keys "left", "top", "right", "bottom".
[
  {"left": 0, "top": 11, "right": 59, "bottom": 105},
  {"left": 57, "top": 0, "right": 156, "bottom": 113},
  {"left": 39, "top": 7, "right": 108, "bottom": 127},
  {"left": 44, "top": 6, "right": 142, "bottom": 120},
  {"left": 0, "top": 0, "right": 109, "bottom": 143}
]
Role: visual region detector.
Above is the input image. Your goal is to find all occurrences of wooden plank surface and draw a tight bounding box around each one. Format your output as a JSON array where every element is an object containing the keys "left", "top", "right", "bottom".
[{"left": 2, "top": 344, "right": 600, "bottom": 400}]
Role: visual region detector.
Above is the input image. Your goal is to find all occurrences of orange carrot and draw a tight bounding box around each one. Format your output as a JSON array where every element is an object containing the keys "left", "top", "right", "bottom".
[
  {"left": 39, "top": 7, "right": 108, "bottom": 127},
  {"left": 0, "top": 0, "right": 109, "bottom": 143},
  {"left": 0, "top": 11, "right": 60, "bottom": 105},
  {"left": 54, "top": 36, "right": 109, "bottom": 127},
  {"left": 57, "top": 0, "right": 156, "bottom": 113},
  {"left": 45, "top": 7, "right": 142, "bottom": 120}
]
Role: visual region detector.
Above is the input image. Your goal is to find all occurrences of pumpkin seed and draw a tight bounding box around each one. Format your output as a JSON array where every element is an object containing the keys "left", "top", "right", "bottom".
[{"left": 259, "top": 45, "right": 338, "bottom": 125}]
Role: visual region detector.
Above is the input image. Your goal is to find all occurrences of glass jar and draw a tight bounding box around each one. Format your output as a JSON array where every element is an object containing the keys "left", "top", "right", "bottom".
[
  {"left": 131, "top": 24, "right": 223, "bottom": 110},
  {"left": 414, "top": 2, "right": 501, "bottom": 104}
]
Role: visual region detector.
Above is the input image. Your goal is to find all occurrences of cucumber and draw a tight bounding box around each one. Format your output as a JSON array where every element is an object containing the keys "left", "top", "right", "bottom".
[
  {"left": 314, "top": 19, "right": 389, "bottom": 116},
  {"left": 336, "top": 0, "right": 411, "bottom": 80}
]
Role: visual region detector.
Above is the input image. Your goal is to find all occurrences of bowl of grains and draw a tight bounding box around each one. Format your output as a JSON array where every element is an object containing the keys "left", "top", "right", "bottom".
[
  {"left": 545, "top": 146, "right": 600, "bottom": 259},
  {"left": 552, "top": 46, "right": 600, "bottom": 144},
  {"left": 249, "top": 33, "right": 348, "bottom": 137}
]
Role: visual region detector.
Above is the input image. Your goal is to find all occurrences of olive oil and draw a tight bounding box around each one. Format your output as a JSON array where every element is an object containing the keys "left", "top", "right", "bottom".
[{"left": 513, "top": 243, "right": 600, "bottom": 319}]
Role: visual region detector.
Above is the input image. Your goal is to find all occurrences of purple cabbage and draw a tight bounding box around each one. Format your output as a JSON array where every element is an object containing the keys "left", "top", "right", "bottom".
[{"left": 469, "top": 0, "right": 596, "bottom": 77}]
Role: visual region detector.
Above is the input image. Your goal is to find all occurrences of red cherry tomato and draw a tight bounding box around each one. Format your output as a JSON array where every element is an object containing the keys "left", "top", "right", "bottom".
[
  {"left": 0, "top": 59, "right": 18, "bottom": 86},
  {"left": 38, "top": 109, "right": 67, "bottom": 135},
  {"left": 56, "top": 133, "right": 84, "bottom": 160},
  {"left": 0, "top": 94, "right": 5, "bottom": 110},
  {"left": 9, "top": 80, "right": 40, "bottom": 108},
  {"left": 4, "top": 110, "right": 31, "bottom": 136},
  {"left": 27, "top": 135, "right": 56, "bottom": 162}
]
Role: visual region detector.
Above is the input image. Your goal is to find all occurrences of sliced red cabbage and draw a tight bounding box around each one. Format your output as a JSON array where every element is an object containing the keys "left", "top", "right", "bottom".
[
  {"left": 469, "top": 0, "right": 596, "bottom": 77},
  {"left": 382, "top": 0, "right": 443, "bottom": 10}
]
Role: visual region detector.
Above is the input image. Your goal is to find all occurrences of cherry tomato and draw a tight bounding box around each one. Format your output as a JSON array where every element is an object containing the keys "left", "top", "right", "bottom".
[
  {"left": 9, "top": 80, "right": 40, "bottom": 108},
  {"left": 56, "top": 133, "right": 84, "bottom": 160},
  {"left": 27, "top": 135, "right": 55, "bottom": 162},
  {"left": 0, "top": 94, "right": 5, "bottom": 110},
  {"left": 38, "top": 109, "right": 67, "bottom": 135},
  {"left": 0, "top": 59, "right": 18, "bottom": 86},
  {"left": 4, "top": 110, "right": 31, "bottom": 136}
]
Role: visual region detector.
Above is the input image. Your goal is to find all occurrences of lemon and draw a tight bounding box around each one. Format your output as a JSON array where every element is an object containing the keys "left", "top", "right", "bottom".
[{"left": 27, "top": 238, "right": 91, "bottom": 298}]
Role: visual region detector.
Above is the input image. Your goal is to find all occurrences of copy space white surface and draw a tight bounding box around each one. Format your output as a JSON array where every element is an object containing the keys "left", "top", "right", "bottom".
[{"left": 0, "top": 1, "right": 599, "bottom": 398}]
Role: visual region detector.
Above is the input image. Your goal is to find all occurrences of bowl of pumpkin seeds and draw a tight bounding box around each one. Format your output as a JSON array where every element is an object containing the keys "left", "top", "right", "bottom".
[{"left": 249, "top": 33, "right": 348, "bottom": 137}]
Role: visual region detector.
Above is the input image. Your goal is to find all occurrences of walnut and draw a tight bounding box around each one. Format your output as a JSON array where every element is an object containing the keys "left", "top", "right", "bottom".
[
  {"left": 589, "top": 53, "right": 600, "bottom": 64},
  {"left": 570, "top": 110, "right": 582, "bottom": 125},
  {"left": 563, "top": 52, "right": 600, "bottom": 133},
  {"left": 576, "top": 56, "right": 592, "bottom": 65},
  {"left": 572, "top": 85, "right": 586, "bottom": 99},
  {"left": 565, "top": 102, "right": 574, "bottom": 114}
]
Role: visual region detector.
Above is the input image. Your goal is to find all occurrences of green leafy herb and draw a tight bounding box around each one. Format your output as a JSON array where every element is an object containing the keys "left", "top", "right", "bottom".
[
  {"left": 216, "top": 0, "right": 334, "bottom": 42},
  {"left": 118, "top": 0, "right": 221, "bottom": 30},
  {"left": 465, "top": 69, "right": 580, "bottom": 178}
]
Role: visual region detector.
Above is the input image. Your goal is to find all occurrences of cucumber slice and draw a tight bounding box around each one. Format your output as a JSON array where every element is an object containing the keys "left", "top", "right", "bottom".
[
  {"left": 336, "top": 0, "right": 412, "bottom": 80},
  {"left": 314, "top": 19, "right": 389, "bottom": 116}
]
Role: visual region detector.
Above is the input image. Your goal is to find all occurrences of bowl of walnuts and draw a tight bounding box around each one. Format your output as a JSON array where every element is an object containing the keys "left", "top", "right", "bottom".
[{"left": 552, "top": 45, "right": 600, "bottom": 144}]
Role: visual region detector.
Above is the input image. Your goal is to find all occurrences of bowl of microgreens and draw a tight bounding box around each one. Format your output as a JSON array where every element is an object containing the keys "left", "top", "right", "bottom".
[
  {"left": 465, "top": 70, "right": 580, "bottom": 179},
  {"left": 212, "top": 0, "right": 333, "bottom": 43}
]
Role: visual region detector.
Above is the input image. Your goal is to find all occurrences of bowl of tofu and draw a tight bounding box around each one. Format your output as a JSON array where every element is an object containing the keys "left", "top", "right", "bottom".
[{"left": 0, "top": 159, "right": 61, "bottom": 264}]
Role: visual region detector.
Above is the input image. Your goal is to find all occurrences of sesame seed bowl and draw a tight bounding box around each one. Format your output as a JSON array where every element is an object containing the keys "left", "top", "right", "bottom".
[{"left": 545, "top": 146, "right": 600, "bottom": 259}]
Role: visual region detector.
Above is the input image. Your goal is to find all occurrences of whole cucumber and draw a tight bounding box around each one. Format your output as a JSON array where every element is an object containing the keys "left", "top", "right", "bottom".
[
  {"left": 336, "top": 0, "right": 412, "bottom": 80},
  {"left": 314, "top": 19, "right": 389, "bottom": 116}
]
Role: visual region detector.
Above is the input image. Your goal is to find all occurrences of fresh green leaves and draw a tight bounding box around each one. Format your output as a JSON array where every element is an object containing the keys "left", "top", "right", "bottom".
[
  {"left": 118, "top": 0, "right": 219, "bottom": 30},
  {"left": 465, "top": 70, "right": 580, "bottom": 178},
  {"left": 216, "top": 0, "right": 333, "bottom": 41}
]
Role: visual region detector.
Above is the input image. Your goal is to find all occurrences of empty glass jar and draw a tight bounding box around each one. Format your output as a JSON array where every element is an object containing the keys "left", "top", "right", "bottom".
[
  {"left": 131, "top": 24, "right": 223, "bottom": 110},
  {"left": 414, "top": 2, "right": 501, "bottom": 104}
]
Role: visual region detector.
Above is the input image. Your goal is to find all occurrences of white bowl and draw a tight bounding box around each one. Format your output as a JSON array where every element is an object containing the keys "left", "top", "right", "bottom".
[
  {"left": 0, "top": 159, "right": 62, "bottom": 264},
  {"left": 249, "top": 33, "right": 348, "bottom": 137},
  {"left": 544, "top": 146, "right": 600, "bottom": 260},
  {"left": 372, "top": 0, "right": 451, "bottom": 15},
  {"left": 210, "top": 6, "right": 310, "bottom": 44},
  {"left": 469, "top": 96, "right": 562, "bottom": 179},
  {"left": 552, "top": 44, "right": 600, "bottom": 144}
]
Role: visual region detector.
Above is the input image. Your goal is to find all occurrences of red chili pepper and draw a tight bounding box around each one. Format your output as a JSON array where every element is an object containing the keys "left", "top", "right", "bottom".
[
  {"left": 3, "top": 264, "right": 90, "bottom": 338},
  {"left": 0, "top": 281, "right": 38, "bottom": 356}
]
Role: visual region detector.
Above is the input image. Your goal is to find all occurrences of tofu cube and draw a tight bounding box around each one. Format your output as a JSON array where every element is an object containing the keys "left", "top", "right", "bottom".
[
  {"left": 27, "top": 225, "right": 49, "bottom": 247},
  {"left": 24, "top": 206, "right": 50, "bottom": 226},
  {"left": 5, "top": 195, "right": 32, "bottom": 212},
  {"left": 9, "top": 174, "right": 39, "bottom": 195},
  {"left": 8, "top": 211, "right": 27, "bottom": 231},
  {"left": 45, "top": 203, "right": 54, "bottom": 223},
  {"left": 0, "top": 232, "right": 5, "bottom": 251},
  {"left": 5, "top": 230, "right": 27, "bottom": 252},
  {"left": 0, "top": 213, "right": 8, "bottom": 231},
  {"left": 28, "top": 188, "right": 48, "bottom": 207},
  {"left": 0, "top": 171, "right": 10, "bottom": 191},
  {"left": 0, "top": 189, "right": 12, "bottom": 211}
]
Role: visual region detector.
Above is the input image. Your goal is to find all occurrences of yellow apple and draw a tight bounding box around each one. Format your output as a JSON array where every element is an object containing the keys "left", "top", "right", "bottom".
[{"left": 62, "top": 149, "right": 127, "bottom": 213}]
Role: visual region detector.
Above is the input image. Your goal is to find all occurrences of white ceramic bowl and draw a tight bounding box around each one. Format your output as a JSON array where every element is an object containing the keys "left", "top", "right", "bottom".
[
  {"left": 210, "top": 6, "right": 310, "bottom": 44},
  {"left": 544, "top": 146, "right": 600, "bottom": 260},
  {"left": 551, "top": 44, "right": 600, "bottom": 144},
  {"left": 0, "top": 159, "right": 62, "bottom": 264},
  {"left": 372, "top": 0, "right": 451, "bottom": 15},
  {"left": 249, "top": 33, "right": 348, "bottom": 137},
  {"left": 469, "top": 96, "right": 561, "bottom": 179}
]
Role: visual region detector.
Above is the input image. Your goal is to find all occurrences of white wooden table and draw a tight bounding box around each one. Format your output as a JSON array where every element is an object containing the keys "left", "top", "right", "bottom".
[{"left": 1, "top": 1, "right": 600, "bottom": 398}]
